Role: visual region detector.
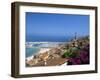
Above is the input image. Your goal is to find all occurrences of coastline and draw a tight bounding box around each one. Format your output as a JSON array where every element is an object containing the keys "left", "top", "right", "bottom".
[
  {"left": 26, "top": 48, "right": 51, "bottom": 61},
  {"left": 26, "top": 36, "right": 89, "bottom": 67}
]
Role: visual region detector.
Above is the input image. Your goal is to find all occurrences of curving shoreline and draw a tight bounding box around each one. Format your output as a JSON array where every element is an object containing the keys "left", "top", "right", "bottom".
[
  {"left": 26, "top": 48, "right": 51, "bottom": 61},
  {"left": 26, "top": 36, "right": 89, "bottom": 67}
]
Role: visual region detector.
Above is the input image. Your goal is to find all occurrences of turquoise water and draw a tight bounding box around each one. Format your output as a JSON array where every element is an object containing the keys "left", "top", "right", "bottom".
[
  {"left": 26, "top": 47, "right": 40, "bottom": 58},
  {"left": 26, "top": 42, "right": 66, "bottom": 58}
]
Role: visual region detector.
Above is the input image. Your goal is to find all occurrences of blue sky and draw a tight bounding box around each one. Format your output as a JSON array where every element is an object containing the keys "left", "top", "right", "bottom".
[{"left": 26, "top": 12, "right": 89, "bottom": 42}]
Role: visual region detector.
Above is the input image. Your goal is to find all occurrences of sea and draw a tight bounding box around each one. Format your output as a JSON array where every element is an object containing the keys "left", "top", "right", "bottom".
[
  {"left": 26, "top": 42, "right": 65, "bottom": 58},
  {"left": 26, "top": 36, "right": 74, "bottom": 58}
]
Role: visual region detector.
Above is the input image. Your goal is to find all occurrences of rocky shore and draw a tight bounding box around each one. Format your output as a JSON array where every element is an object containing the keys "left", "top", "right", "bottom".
[{"left": 26, "top": 36, "right": 89, "bottom": 67}]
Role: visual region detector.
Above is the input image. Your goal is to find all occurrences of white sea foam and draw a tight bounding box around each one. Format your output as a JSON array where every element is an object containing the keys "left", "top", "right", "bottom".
[
  {"left": 26, "top": 48, "right": 51, "bottom": 61},
  {"left": 26, "top": 42, "right": 66, "bottom": 48},
  {"left": 26, "top": 55, "right": 34, "bottom": 61}
]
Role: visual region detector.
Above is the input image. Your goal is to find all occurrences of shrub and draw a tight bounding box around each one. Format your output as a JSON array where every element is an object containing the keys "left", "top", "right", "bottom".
[{"left": 62, "top": 51, "right": 77, "bottom": 58}]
